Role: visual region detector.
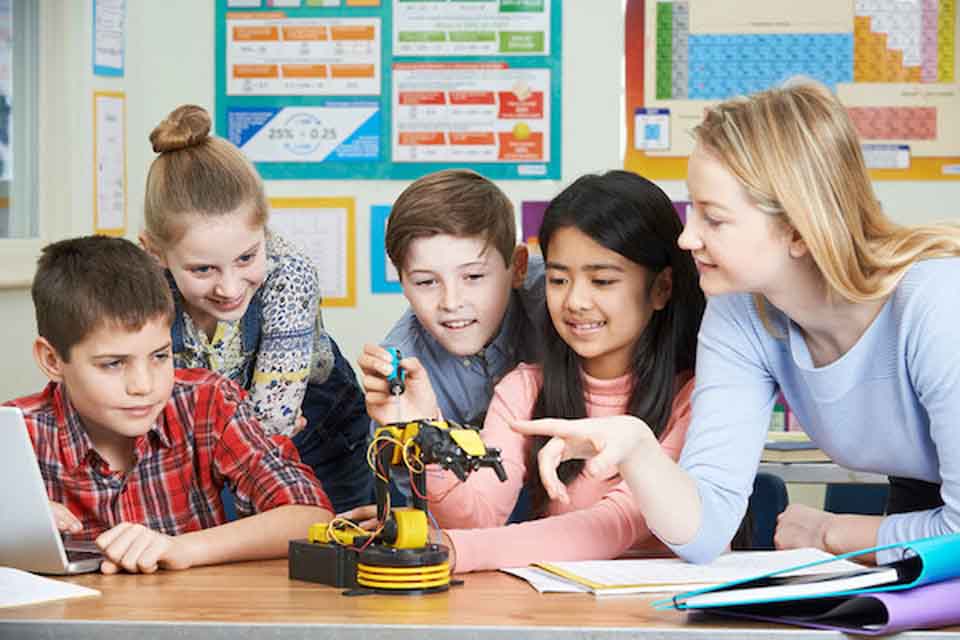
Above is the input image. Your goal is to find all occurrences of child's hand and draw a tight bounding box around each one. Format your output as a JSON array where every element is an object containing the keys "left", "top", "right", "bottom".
[
  {"left": 358, "top": 344, "right": 439, "bottom": 426},
  {"left": 511, "top": 416, "right": 657, "bottom": 504},
  {"left": 336, "top": 504, "right": 379, "bottom": 531},
  {"left": 49, "top": 501, "right": 82, "bottom": 534},
  {"left": 437, "top": 528, "right": 457, "bottom": 573},
  {"left": 774, "top": 504, "right": 844, "bottom": 554},
  {"left": 338, "top": 505, "right": 454, "bottom": 567},
  {"left": 95, "top": 522, "right": 193, "bottom": 574},
  {"left": 291, "top": 411, "right": 308, "bottom": 436}
]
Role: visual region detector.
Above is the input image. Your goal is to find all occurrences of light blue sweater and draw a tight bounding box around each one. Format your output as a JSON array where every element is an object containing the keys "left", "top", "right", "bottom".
[{"left": 671, "top": 257, "right": 960, "bottom": 564}]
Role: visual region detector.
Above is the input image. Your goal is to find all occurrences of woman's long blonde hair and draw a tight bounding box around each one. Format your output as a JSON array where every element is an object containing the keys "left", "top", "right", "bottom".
[
  {"left": 694, "top": 83, "right": 960, "bottom": 304},
  {"left": 143, "top": 105, "right": 268, "bottom": 247}
]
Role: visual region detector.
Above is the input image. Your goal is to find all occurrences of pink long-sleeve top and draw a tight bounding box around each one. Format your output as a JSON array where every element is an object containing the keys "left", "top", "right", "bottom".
[{"left": 427, "top": 363, "right": 695, "bottom": 573}]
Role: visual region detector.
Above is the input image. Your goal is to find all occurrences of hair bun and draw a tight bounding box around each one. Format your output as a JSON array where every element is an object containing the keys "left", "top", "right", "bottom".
[{"left": 150, "top": 105, "right": 212, "bottom": 153}]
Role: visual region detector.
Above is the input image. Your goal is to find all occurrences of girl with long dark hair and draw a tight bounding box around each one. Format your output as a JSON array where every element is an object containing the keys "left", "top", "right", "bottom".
[{"left": 426, "top": 170, "right": 705, "bottom": 573}]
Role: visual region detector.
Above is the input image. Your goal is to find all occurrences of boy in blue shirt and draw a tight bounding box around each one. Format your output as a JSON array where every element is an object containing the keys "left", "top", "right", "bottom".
[{"left": 352, "top": 170, "right": 544, "bottom": 513}]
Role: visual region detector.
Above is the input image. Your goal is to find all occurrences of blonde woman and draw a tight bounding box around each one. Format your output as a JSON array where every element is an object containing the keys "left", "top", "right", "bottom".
[{"left": 514, "top": 83, "right": 960, "bottom": 564}]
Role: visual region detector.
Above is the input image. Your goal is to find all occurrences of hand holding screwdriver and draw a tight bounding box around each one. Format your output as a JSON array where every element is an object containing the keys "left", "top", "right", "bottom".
[
  {"left": 357, "top": 344, "right": 441, "bottom": 426},
  {"left": 386, "top": 347, "right": 406, "bottom": 397}
]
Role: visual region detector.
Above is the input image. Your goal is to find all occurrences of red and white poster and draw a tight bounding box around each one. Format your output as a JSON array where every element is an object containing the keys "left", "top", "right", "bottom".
[{"left": 392, "top": 62, "right": 551, "bottom": 169}]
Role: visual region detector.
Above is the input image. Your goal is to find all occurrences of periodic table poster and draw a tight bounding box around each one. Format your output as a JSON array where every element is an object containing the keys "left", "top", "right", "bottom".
[{"left": 624, "top": 0, "right": 960, "bottom": 181}]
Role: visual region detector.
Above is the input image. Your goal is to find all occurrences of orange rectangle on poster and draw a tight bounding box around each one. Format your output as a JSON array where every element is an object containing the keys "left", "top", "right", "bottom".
[
  {"left": 449, "top": 91, "right": 496, "bottom": 105},
  {"left": 449, "top": 132, "right": 496, "bottom": 145},
  {"left": 497, "top": 132, "right": 543, "bottom": 160},
  {"left": 346, "top": 0, "right": 381, "bottom": 5},
  {"left": 232, "top": 25, "right": 280, "bottom": 41},
  {"left": 330, "top": 64, "right": 375, "bottom": 78},
  {"left": 282, "top": 25, "right": 328, "bottom": 41},
  {"left": 330, "top": 25, "right": 376, "bottom": 41},
  {"left": 282, "top": 64, "right": 328, "bottom": 78},
  {"left": 498, "top": 91, "right": 544, "bottom": 119},
  {"left": 398, "top": 132, "right": 446, "bottom": 145},
  {"left": 232, "top": 64, "right": 279, "bottom": 79},
  {"left": 398, "top": 91, "right": 446, "bottom": 105},
  {"left": 227, "top": 12, "right": 286, "bottom": 20}
]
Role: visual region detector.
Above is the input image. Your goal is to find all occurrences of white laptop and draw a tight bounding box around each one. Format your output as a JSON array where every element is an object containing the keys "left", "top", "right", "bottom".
[{"left": 0, "top": 406, "right": 102, "bottom": 574}]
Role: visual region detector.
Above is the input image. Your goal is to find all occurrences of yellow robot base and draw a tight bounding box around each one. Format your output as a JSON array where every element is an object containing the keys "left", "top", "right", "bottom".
[{"left": 349, "top": 544, "right": 460, "bottom": 595}]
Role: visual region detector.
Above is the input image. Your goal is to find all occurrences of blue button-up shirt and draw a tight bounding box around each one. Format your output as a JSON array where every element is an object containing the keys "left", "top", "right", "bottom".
[{"left": 380, "top": 255, "right": 545, "bottom": 429}]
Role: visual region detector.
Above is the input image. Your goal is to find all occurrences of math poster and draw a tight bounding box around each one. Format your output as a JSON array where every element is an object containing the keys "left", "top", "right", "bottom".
[
  {"left": 624, "top": 0, "right": 960, "bottom": 180},
  {"left": 393, "top": 0, "right": 552, "bottom": 56},
  {"left": 215, "top": 0, "right": 561, "bottom": 180},
  {"left": 392, "top": 63, "right": 552, "bottom": 174}
]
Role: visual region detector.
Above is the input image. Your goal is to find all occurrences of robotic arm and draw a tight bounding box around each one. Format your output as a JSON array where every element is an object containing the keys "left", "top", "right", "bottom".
[
  {"left": 371, "top": 418, "right": 507, "bottom": 531},
  {"left": 416, "top": 421, "right": 508, "bottom": 482},
  {"left": 372, "top": 348, "right": 507, "bottom": 529},
  {"left": 293, "top": 349, "right": 507, "bottom": 594}
]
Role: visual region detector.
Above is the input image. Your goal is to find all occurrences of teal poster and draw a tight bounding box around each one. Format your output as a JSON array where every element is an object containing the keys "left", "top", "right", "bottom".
[{"left": 215, "top": 0, "right": 562, "bottom": 180}]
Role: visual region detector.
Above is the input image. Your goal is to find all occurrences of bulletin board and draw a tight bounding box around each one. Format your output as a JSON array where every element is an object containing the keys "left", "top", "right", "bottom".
[
  {"left": 624, "top": 0, "right": 960, "bottom": 181},
  {"left": 215, "top": 0, "right": 562, "bottom": 180}
]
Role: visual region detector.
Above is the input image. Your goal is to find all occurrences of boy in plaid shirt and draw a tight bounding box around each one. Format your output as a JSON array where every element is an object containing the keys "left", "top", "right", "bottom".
[{"left": 5, "top": 236, "right": 332, "bottom": 574}]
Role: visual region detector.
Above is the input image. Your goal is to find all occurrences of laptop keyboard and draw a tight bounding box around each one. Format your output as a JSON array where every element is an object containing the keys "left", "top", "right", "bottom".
[
  {"left": 66, "top": 549, "right": 103, "bottom": 562},
  {"left": 64, "top": 541, "right": 103, "bottom": 562}
]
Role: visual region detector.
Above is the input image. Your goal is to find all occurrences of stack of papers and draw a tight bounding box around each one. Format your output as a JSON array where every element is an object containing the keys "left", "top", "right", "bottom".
[
  {"left": 0, "top": 567, "right": 100, "bottom": 608},
  {"left": 503, "top": 548, "right": 862, "bottom": 597}
]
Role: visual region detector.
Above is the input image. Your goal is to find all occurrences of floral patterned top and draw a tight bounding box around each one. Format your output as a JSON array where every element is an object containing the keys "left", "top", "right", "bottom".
[{"left": 170, "top": 230, "right": 334, "bottom": 437}]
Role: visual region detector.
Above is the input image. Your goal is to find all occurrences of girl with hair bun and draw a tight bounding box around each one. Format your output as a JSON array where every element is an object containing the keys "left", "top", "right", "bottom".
[
  {"left": 141, "top": 104, "right": 372, "bottom": 514},
  {"left": 515, "top": 82, "right": 960, "bottom": 565}
]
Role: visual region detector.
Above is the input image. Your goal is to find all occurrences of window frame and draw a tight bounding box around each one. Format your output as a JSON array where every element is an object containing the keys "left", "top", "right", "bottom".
[{"left": 0, "top": 0, "right": 40, "bottom": 288}]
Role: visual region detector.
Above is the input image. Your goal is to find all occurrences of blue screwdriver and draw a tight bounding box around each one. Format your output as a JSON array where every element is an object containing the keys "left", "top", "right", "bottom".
[{"left": 386, "top": 347, "right": 406, "bottom": 397}]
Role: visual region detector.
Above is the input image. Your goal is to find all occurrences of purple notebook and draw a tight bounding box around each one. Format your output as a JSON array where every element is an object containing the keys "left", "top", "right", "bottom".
[{"left": 715, "top": 578, "right": 960, "bottom": 635}]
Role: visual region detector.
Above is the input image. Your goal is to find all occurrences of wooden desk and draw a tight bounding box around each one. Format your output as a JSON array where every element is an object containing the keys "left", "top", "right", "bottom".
[{"left": 3, "top": 560, "right": 960, "bottom": 639}]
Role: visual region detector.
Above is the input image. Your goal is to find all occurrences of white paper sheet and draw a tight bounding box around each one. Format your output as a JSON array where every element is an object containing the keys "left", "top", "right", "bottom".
[
  {"left": 0, "top": 567, "right": 100, "bottom": 608},
  {"left": 94, "top": 93, "right": 125, "bottom": 232}
]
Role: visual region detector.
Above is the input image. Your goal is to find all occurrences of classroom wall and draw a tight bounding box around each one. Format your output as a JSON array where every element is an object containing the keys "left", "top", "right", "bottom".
[{"left": 1, "top": 0, "right": 959, "bottom": 406}]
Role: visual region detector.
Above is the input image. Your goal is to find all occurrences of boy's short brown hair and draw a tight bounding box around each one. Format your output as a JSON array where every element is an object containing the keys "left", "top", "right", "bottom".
[
  {"left": 386, "top": 169, "right": 516, "bottom": 275},
  {"left": 32, "top": 236, "right": 175, "bottom": 361}
]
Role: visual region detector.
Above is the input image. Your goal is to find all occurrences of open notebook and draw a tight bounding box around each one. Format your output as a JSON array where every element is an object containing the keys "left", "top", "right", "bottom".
[{"left": 503, "top": 548, "right": 861, "bottom": 596}]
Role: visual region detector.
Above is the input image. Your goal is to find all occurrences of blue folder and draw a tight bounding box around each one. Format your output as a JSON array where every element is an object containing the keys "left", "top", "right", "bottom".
[{"left": 656, "top": 532, "right": 960, "bottom": 611}]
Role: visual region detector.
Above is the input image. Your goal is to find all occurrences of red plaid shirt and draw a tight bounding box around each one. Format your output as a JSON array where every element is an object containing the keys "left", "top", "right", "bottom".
[{"left": 5, "top": 369, "right": 331, "bottom": 542}]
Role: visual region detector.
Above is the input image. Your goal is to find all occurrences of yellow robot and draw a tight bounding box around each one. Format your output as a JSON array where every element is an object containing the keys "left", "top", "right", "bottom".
[{"left": 289, "top": 351, "right": 506, "bottom": 594}]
